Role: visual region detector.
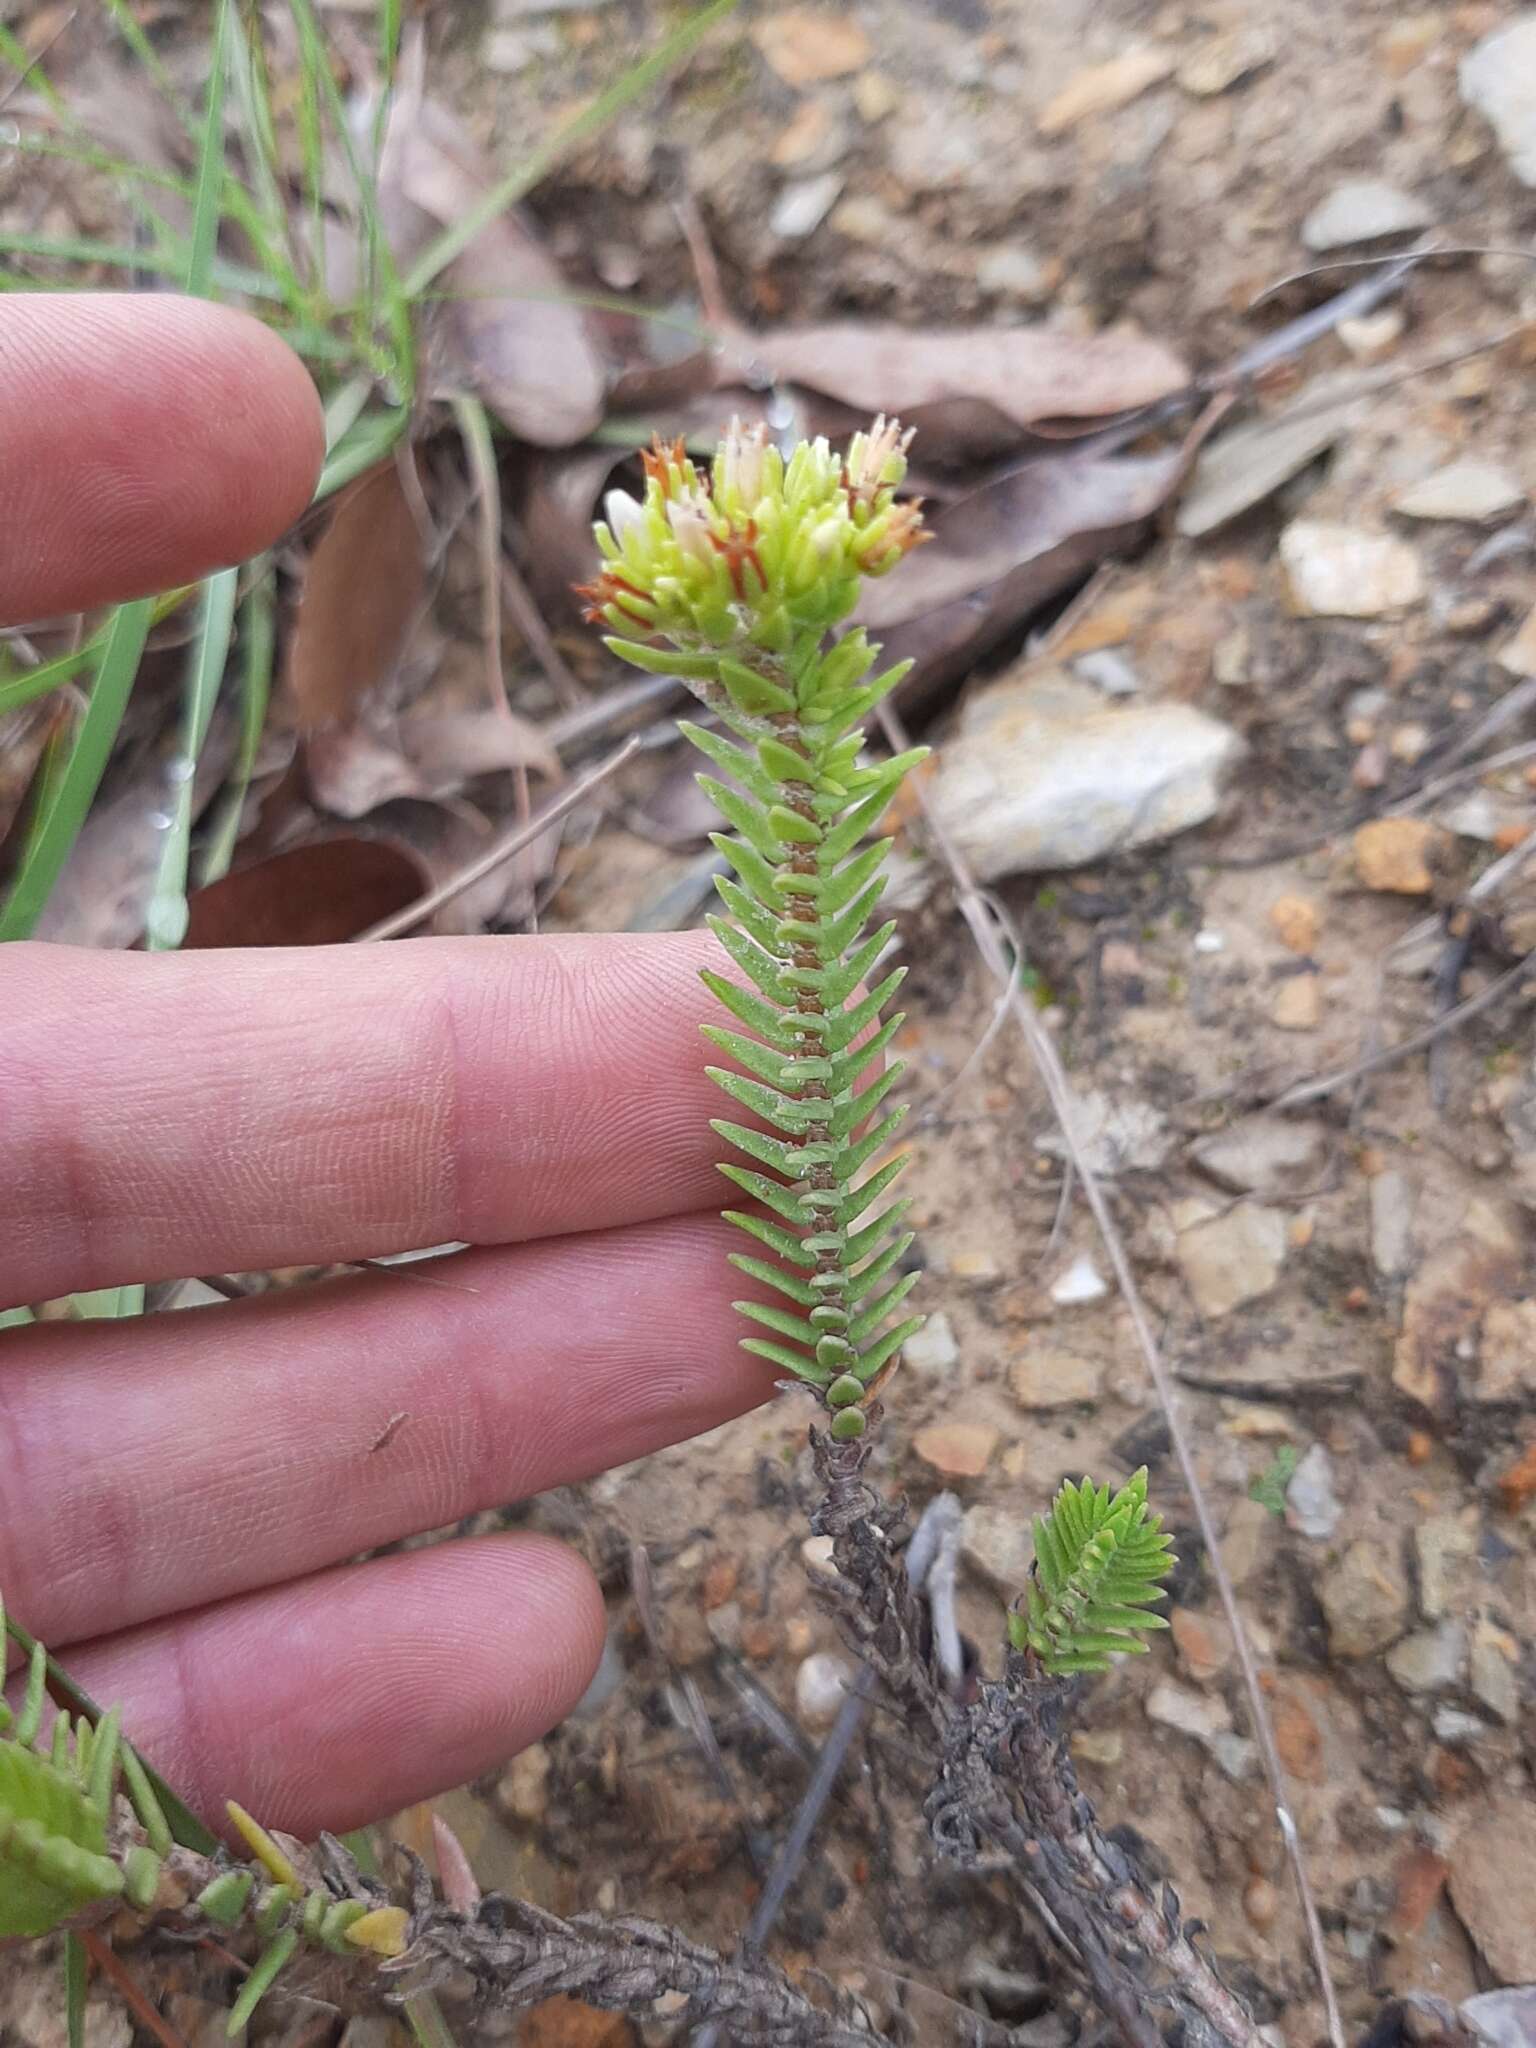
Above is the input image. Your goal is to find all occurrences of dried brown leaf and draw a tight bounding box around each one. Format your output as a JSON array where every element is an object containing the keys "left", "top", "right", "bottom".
[
  {"left": 728, "top": 323, "right": 1188, "bottom": 457},
  {"left": 858, "top": 447, "right": 1186, "bottom": 704},
  {"left": 287, "top": 460, "right": 426, "bottom": 730},
  {"left": 182, "top": 837, "right": 428, "bottom": 947},
  {"left": 383, "top": 97, "right": 605, "bottom": 447},
  {"left": 305, "top": 724, "right": 427, "bottom": 821},
  {"left": 402, "top": 707, "right": 563, "bottom": 785}
]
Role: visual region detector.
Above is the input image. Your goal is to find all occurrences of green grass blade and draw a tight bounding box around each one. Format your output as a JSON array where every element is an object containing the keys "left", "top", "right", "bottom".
[
  {"left": 405, "top": 0, "right": 742, "bottom": 295},
  {"left": 315, "top": 408, "right": 410, "bottom": 500},
  {"left": 0, "top": 24, "right": 65, "bottom": 113},
  {"left": 145, "top": 568, "right": 239, "bottom": 950},
  {"left": 63, "top": 1935, "right": 86, "bottom": 2048},
  {"left": 0, "top": 1307, "right": 35, "bottom": 1332},
  {"left": 0, "top": 589, "right": 190, "bottom": 719},
  {"left": 0, "top": 230, "right": 280, "bottom": 299},
  {"left": 186, "top": 0, "right": 231, "bottom": 297},
  {"left": 0, "top": 600, "right": 153, "bottom": 943},
  {"left": 199, "top": 563, "right": 274, "bottom": 885}
]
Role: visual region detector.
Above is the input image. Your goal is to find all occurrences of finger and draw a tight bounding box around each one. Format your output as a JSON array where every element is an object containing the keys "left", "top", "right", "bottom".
[
  {"left": 5, "top": 929, "right": 760, "bottom": 1303},
  {"left": 63, "top": 1536, "right": 605, "bottom": 1836},
  {"left": 0, "top": 294, "right": 323, "bottom": 625},
  {"left": 0, "top": 1216, "right": 779, "bottom": 1648}
]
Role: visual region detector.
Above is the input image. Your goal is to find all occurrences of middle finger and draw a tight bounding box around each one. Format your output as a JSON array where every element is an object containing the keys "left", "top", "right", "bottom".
[{"left": 0, "top": 1213, "right": 775, "bottom": 1649}]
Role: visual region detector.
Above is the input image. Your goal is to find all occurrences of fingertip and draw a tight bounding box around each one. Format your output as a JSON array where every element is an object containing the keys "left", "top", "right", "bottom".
[{"left": 0, "top": 293, "right": 326, "bottom": 623}]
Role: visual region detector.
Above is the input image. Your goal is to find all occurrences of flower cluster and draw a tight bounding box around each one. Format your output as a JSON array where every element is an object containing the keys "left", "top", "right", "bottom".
[{"left": 577, "top": 417, "right": 926, "bottom": 662}]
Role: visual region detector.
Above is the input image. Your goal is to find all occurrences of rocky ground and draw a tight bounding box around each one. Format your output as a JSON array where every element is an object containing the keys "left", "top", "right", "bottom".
[{"left": 5, "top": 0, "right": 1536, "bottom": 2045}]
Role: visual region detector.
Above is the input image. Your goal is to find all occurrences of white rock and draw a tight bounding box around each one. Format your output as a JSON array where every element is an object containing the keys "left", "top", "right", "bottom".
[
  {"left": 1073, "top": 647, "right": 1141, "bottom": 696},
  {"left": 1369, "top": 1170, "right": 1416, "bottom": 1278},
  {"left": 903, "top": 1309, "right": 959, "bottom": 1376},
  {"left": 1385, "top": 1620, "right": 1466, "bottom": 1694},
  {"left": 1280, "top": 520, "right": 1424, "bottom": 617},
  {"left": 1394, "top": 459, "right": 1526, "bottom": 523},
  {"left": 1050, "top": 1252, "right": 1108, "bottom": 1306},
  {"left": 1010, "top": 1346, "right": 1103, "bottom": 1410},
  {"left": 1462, "top": 1987, "right": 1536, "bottom": 2048},
  {"left": 1285, "top": 1443, "right": 1342, "bottom": 1538},
  {"left": 1301, "top": 179, "right": 1433, "bottom": 251},
  {"left": 1469, "top": 1619, "right": 1521, "bottom": 1723},
  {"left": 1415, "top": 1513, "right": 1477, "bottom": 1621},
  {"left": 1191, "top": 1115, "right": 1329, "bottom": 1197},
  {"left": 795, "top": 1651, "right": 855, "bottom": 1729},
  {"left": 1175, "top": 1204, "right": 1288, "bottom": 1318},
  {"left": 1432, "top": 1706, "right": 1488, "bottom": 1745},
  {"left": 961, "top": 1503, "right": 1035, "bottom": 1594},
  {"left": 975, "top": 242, "right": 1051, "bottom": 300},
  {"left": 770, "top": 173, "right": 844, "bottom": 240},
  {"left": 1461, "top": 15, "right": 1536, "bottom": 187},
  {"left": 800, "top": 1534, "right": 838, "bottom": 1579},
  {"left": 1146, "top": 1680, "right": 1233, "bottom": 1748},
  {"left": 929, "top": 672, "right": 1243, "bottom": 880},
  {"left": 1035, "top": 1085, "right": 1169, "bottom": 1175}
]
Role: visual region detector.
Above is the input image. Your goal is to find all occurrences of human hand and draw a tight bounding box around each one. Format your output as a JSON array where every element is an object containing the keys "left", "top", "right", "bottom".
[{"left": 1, "top": 296, "right": 773, "bottom": 1835}]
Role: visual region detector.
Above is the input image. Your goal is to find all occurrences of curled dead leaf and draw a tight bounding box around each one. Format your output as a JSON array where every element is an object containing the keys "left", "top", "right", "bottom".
[
  {"left": 380, "top": 94, "right": 605, "bottom": 446},
  {"left": 286, "top": 459, "right": 426, "bottom": 731},
  {"left": 857, "top": 446, "right": 1187, "bottom": 703},
  {"left": 182, "top": 838, "right": 429, "bottom": 947}
]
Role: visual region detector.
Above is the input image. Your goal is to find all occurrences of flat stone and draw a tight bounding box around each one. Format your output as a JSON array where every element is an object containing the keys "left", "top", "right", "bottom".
[
  {"left": 1175, "top": 1203, "right": 1288, "bottom": 1318},
  {"left": 1434, "top": 1707, "right": 1488, "bottom": 1743},
  {"left": 751, "top": 8, "right": 871, "bottom": 86},
  {"left": 1190, "top": 1114, "right": 1329, "bottom": 1197},
  {"left": 961, "top": 1503, "right": 1035, "bottom": 1595},
  {"left": 1270, "top": 893, "right": 1321, "bottom": 954},
  {"left": 1170, "top": 1606, "right": 1233, "bottom": 1682},
  {"left": 1038, "top": 47, "right": 1174, "bottom": 135},
  {"left": 1474, "top": 1297, "right": 1536, "bottom": 1401},
  {"left": 928, "top": 672, "right": 1243, "bottom": 880},
  {"left": 1034, "top": 1084, "right": 1169, "bottom": 1174},
  {"left": 914, "top": 1420, "right": 999, "bottom": 1479},
  {"left": 1369, "top": 1170, "right": 1416, "bottom": 1278},
  {"left": 1394, "top": 459, "right": 1526, "bottom": 523},
  {"left": 1146, "top": 1678, "right": 1232, "bottom": 1745},
  {"left": 1281, "top": 520, "right": 1424, "bottom": 617},
  {"left": 1393, "top": 1199, "right": 1524, "bottom": 1410},
  {"left": 1009, "top": 1346, "right": 1103, "bottom": 1410},
  {"left": 1468, "top": 1618, "right": 1521, "bottom": 1722},
  {"left": 1415, "top": 1513, "right": 1478, "bottom": 1621},
  {"left": 1178, "top": 26, "right": 1275, "bottom": 97},
  {"left": 1220, "top": 1495, "right": 1271, "bottom": 1589},
  {"left": 904, "top": 1309, "right": 960, "bottom": 1376},
  {"left": 1462, "top": 1988, "right": 1536, "bottom": 2048},
  {"left": 1354, "top": 816, "right": 1448, "bottom": 895},
  {"left": 1301, "top": 179, "right": 1434, "bottom": 251},
  {"left": 1285, "top": 1443, "right": 1342, "bottom": 1538},
  {"left": 1449, "top": 1794, "right": 1536, "bottom": 1980},
  {"left": 1271, "top": 973, "right": 1322, "bottom": 1030},
  {"left": 1320, "top": 1537, "right": 1410, "bottom": 1657},
  {"left": 1460, "top": 15, "right": 1536, "bottom": 187},
  {"left": 1385, "top": 1620, "right": 1466, "bottom": 1694}
]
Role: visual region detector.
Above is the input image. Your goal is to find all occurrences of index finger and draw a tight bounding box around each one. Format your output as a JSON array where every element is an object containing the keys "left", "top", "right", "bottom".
[
  {"left": 0, "top": 293, "right": 323, "bottom": 624},
  {"left": 3, "top": 931, "right": 741, "bottom": 1304}
]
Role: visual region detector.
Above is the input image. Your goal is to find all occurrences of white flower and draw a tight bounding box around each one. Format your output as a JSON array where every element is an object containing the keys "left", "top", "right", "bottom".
[
  {"left": 716, "top": 416, "right": 768, "bottom": 508},
  {"left": 666, "top": 489, "right": 716, "bottom": 564},
  {"left": 846, "top": 413, "right": 913, "bottom": 501},
  {"left": 602, "top": 488, "right": 645, "bottom": 544}
]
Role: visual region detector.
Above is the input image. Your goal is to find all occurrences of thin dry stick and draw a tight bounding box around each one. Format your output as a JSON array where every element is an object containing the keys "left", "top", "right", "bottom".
[
  {"left": 79, "top": 1932, "right": 189, "bottom": 2048},
  {"left": 450, "top": 394, "right": 513, "bottom": 724},
  {"left": 499, "top": 544, "right": 587, "bottom": 709},
  {"left": 879, "top": 701, "right": 1348, "bottom": 2048},
  {"left": 352, "top": 735, "right": 640, "bottom": 941},
  {"left": 1263, "top": 943, "right": 1536, "bottom": 1114}
]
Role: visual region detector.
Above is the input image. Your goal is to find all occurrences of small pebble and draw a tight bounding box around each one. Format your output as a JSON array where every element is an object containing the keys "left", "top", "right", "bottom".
[
  {"left": 1050, "top": 1253, "right": 1108, "bottom": 1306},
  {"left": 796, "top": 1651, "right": 855, "bottom": 1730}
]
